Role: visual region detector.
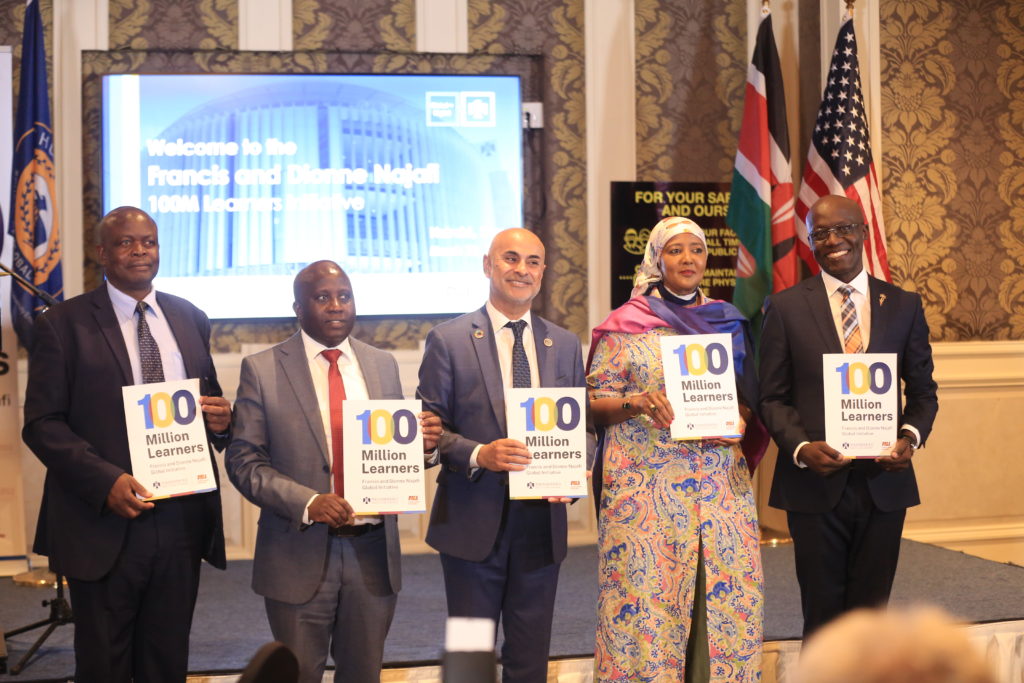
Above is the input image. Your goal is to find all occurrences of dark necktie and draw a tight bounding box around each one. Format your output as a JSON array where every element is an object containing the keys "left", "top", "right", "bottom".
[
  {"left": 507, "top": 320, "right": 531, "bottom": 388},
  {"left": 838, "top": 284, "right": 864, "bottom": 354},
  {"left": 321, "top": 349, "right": 347, "bottom": 497},
  {"left": 136, "top": 301, "right": 165, "bottom": 383}
]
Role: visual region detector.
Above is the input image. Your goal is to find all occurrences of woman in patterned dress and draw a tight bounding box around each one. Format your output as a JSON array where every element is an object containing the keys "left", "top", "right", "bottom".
[{"left": 587, "top": 216, "right": 769, "bottom": 682}]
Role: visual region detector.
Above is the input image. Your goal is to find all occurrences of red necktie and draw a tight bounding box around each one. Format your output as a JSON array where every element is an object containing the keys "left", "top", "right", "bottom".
[{"left": 320, "top": 349, "right": 347, "bottom": 497}]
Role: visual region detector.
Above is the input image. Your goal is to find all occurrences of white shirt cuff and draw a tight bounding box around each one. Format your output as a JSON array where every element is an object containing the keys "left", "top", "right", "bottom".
[
  {"left": 901, "top": 424, "right": 921, "bottom": 447},
  {"left": 469, "top": 444, "right": 482, "bottom": 473},
  {"left": 302, "top": 493, "right": 319, "bottom": 525},
  {"left": 793, "top": 441, "right": 810, "bottom": 469}
]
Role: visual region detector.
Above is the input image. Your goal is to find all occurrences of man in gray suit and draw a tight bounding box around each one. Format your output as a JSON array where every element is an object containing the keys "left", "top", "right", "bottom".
[
  {"left": 226, "top": 260, "right": 441, "bottom": 683},
  {"left": 418, "top": 228, "right": 595, "bottom": 682}
]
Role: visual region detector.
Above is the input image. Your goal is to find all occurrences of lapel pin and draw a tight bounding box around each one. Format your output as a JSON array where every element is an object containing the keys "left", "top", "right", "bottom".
[
  {"left": 473, "top": 329, "right": 485, "bottom": 339},
  {"left": 879, "top": 294, "right": 887, "bottom": 307},
  {"left": 543, "top": 338, "right": 553, "bottom": 347}
]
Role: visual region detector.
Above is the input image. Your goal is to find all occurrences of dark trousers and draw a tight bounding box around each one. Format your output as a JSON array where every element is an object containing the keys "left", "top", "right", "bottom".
[
  {"left": 440, "top": 500, "right": 560, "bottom": 683},
  {"left": 67, "top": 497, "right": 204, "bottom": 683},
  {"left": 787, "top": 469, "right": 906, "bottom": 639}
]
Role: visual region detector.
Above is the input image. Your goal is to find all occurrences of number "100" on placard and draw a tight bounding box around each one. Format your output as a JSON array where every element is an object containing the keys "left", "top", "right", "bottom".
[
  {"left": 355, "top": 409, "right": 418, "bottom": 445},
  {"left": 672, "top": 342, "right": 729, "bottom": 376},
  {"left": 136, "top": 390, "right": 198, "bottom": 429},
  {"left": 519, "top": 397, "right": 581, "bottom": 432},
  {"left": 835, "top": 361, "right": 893, "bottom": 395}
]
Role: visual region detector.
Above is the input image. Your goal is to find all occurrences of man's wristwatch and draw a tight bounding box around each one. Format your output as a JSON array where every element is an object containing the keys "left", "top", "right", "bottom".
[{"left": 898, "top": 429, "right": 918, "bottom": 448}]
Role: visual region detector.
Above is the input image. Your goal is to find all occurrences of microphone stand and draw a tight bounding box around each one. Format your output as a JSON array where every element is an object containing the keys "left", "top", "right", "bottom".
[
  {"left": 0, "top": 259, "right": 60, "bottom": 312},
  {"left": 0, "top": 261, "right": 65, "bottom": 674},
  {"left": 5, "top": 573, "right": 73, "bottom": 675}
]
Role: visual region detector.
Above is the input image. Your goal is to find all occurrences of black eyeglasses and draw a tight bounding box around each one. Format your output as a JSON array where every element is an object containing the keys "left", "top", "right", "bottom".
[{"left": 809, "top": 223, "right": 864, "bottom": 244}]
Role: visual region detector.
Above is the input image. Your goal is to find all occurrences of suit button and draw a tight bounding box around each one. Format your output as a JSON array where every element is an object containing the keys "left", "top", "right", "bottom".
[
  {"left": 447, "top": 465, "right": 457, "bottom": 473},
  {"left": 322, "top": 465, "right": 329, "bottom": 473}
]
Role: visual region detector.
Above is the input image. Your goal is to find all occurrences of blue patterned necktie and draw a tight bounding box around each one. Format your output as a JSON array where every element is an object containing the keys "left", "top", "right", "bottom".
[
  {"left": 136, "top": 301, "right": 165, "bottom": 383},
  {"left": 507, "top": 320, "right": 531, "bottom": 388},
  {"left": 838, "top": 284, "right": 864, "bottom": 354}
]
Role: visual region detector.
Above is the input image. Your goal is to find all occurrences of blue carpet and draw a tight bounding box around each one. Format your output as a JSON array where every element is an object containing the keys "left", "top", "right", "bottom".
[{"left": 3, "top": 540, "right": 1024, "bottom": 681}]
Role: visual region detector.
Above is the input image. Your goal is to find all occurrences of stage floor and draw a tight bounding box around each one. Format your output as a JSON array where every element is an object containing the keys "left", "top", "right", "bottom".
[{"left": 3, "top": 539, "right": 1023, "bottom": 682}]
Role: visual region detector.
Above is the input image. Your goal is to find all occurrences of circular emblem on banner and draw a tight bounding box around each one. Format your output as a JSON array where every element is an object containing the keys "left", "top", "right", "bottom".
[
  {"left": 14, "top": 148, "right": 61, "bottom": 283},
  {"left": 622, "top": 228, "right": 650, "bottom": 256}
]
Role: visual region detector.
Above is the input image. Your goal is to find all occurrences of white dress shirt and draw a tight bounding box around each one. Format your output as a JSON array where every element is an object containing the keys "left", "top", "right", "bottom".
[
  {"left": 822, "top": 268, "right": 872, "bottom": 352},
  {"left": 107, "top": 281, "right": 186, "bottom": 384},
  {"left": 299, "top": 330, "right": 379, "bottom": 525},
  {"left": 468, "top": 301, "right": 541, "bottom": 468},
  {"left": 792, "top": 270, "right": 920, "bottom": 467}
]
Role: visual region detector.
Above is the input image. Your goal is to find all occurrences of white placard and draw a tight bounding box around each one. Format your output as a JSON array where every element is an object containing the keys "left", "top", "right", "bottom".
[
  {"left": 659, "top": 333, "right": 742, "bottom": 440},
  {"left": 122, "top": 378, "right": 217, "bottom": 500},
  {"left": 823, "top": 353, "right": 899, "bottom": 458},
  {"left": 506, "top": 387, "right": 589, "bottom": 500},
  {"left": 342, "top": 399, "right": 427, "bottom": 514}
]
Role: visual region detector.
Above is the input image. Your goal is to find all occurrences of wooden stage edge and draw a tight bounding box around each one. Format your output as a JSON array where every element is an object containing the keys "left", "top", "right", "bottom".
[{"left": 188, "top": 619, "right": 1024, "bottom": 683}]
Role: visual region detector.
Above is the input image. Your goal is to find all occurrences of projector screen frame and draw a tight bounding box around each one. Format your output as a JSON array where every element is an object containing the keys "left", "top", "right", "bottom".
[{"left": 82, "top": 50, "right": 547, "bottom": 334}]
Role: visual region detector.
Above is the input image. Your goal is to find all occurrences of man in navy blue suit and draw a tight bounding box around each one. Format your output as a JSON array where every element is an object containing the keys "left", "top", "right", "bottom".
[
  {"left": 417, "top": 228, "right": 595, "bottom": 683},
  {"left": 23, "top": 207, "right": 231, "bottom": 682},
  {"left": 759, "top": 195, "right": 938, "bottom": 638}
]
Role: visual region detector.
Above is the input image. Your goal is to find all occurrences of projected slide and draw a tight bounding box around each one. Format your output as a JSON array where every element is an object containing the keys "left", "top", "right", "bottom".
[{"left": 102, "top": 73, "right": 523, "bottom": 318}]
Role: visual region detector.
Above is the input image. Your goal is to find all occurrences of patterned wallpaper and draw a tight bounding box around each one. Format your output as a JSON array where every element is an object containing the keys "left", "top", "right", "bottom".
[
  {"left": 634, "top": 0, "right": 747, "bottom": 182},
  {"left": 109, "top": 0, "right": 237, "bottom": 50},
  {"left": 0, "top": 0, "right": 53, "bottom": 135},
  {"left": 7, "top": 0, "right": 1021, "bottom": 347},
  {"left": 880, "top": 0, "right": 1024, "bottom": 341},
  {"left": 294, "top": 0, "right": 414, "bottom": 52},
  {"left": 467, "top": 0, "right": 589, "bottom": 336}
]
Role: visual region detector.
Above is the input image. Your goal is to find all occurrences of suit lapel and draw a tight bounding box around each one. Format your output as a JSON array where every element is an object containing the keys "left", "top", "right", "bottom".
[
  {"left": 804, "top": 277, "right": 843, "bottom": 353},
  {"left": 532, "top": 316, "right": 556, "bottom": 387},
  {"left": 350, "top": 338, "right": 383, "bottom": 399},
  {"left": 277, "top": 333, "right": 329, "bottom": 464},
  {"left": 90, "top": 287, "right": 133, "bottom": 385},
  {"left": 470, "top": 307, "right": 507, "bottom": 433},
  {"left": 865, "top": 276, "right": 889, "bottom": 352},
  {"left": 157, "top": 293, "right": 199, "bottom": 378}
]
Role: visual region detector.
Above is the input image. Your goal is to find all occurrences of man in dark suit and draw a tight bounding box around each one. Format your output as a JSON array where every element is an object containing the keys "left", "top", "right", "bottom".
[
  {"left": 417, "top": 228, "right": 596, "bottom": 683},
  {"left": 225, "top": 261, "right": 441, "bottom": 683},
  {"left": 759, "top": 195, "right": 939, "bottom": 638},
  {"left": 22, "top": 206, "right": 232, "bottom": 682}
]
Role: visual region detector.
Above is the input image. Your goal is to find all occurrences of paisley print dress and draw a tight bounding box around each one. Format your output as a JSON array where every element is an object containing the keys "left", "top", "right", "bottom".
[{"left": 589, "top": 327, "right": 763, "bottom": 682}]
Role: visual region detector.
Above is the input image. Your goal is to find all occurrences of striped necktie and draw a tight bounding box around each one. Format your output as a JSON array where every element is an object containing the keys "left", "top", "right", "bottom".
[
  {"left": 136, "top": 301, "right": 165, "bottom": 383},
  {"left": 838, "top": 284, "right": 864, "bottom": 354}
]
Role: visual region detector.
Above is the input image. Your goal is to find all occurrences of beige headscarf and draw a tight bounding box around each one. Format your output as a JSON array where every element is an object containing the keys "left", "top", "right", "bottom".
[{"left": 630, "top": 216, "right": 707, "bottom": 298}]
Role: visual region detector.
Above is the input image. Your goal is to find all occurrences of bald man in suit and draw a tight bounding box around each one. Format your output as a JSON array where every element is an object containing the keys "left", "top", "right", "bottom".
[
  {"left": 417, "top": 228, "right": 596, "bottom": 683},
  {"left": 759, "top": 196, "right": 938, "bottom": 638}
]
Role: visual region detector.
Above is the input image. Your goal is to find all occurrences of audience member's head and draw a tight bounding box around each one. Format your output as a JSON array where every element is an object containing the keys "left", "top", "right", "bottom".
[{"left": 793, "top": 606, "right": 996, "bottom": 683}]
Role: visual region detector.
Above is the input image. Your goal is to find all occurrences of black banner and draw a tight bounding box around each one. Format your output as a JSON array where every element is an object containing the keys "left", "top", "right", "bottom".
[{"left": 609, "top": 181, "right": 738, "bottom": 309}]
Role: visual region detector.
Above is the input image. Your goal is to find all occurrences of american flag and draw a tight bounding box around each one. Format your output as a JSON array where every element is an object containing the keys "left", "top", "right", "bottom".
[{"left": 795, "top": 17, "right": 891, "bottom": 281}]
